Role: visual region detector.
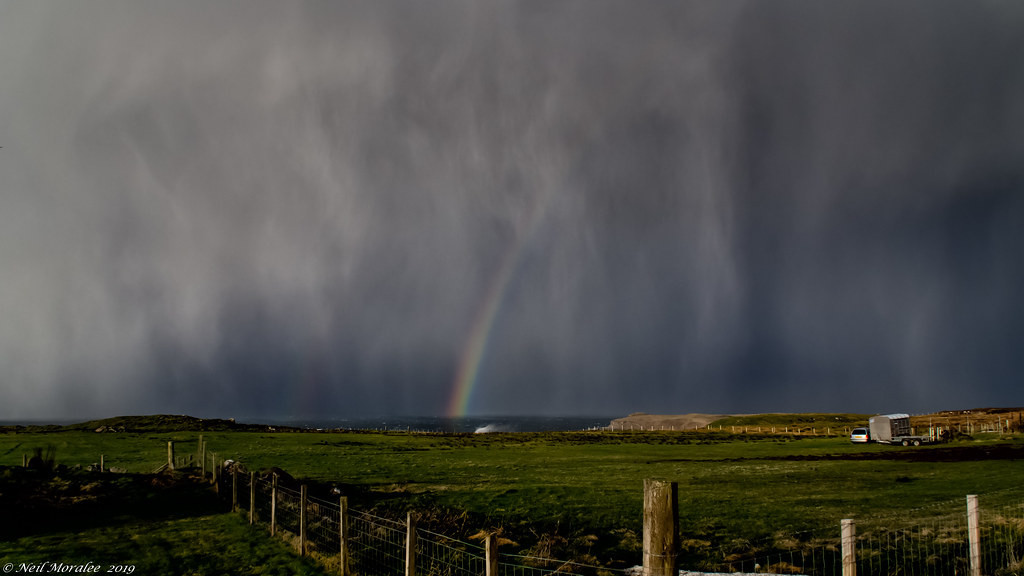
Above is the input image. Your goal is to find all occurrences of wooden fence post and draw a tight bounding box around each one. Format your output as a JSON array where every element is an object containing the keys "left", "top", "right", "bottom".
[
  {"left": 643, "top": 479, "right": 678, "bottom": 576},
  {"left": 485, "top": 533, "right": 499, "bottom": 576},
  {"left": 200, "top": 440, "right": 206, "bottom": 478},
  {"left": 967, "top": 494, "right": 981, "bottom": 576},
  {"left": 406, "top": 512, "right": 417, "bottom": 576},
  {"left": 339, "top": 496, "right": 349, "bottom": 576},
  {"left": 100, "top": 454, "right": 105, "bottom": 473},
  {"left": 167, "top": 441, "right": 175, "bottom": 470},
  {"left": 271, "top": 474, "right": 278, "bottom": 536},
  {"left": 212, "top": 453, "right": 218, "bottom": 484},
  {"left": 300, "top": 485, "right": 308, "bottom": 556},
  {"left": 841, "top": 519, "right": 856, "bottom": 576},
  {"left": 232, "top": 468, "right": 238, "bottom": 512},
  {"left": 249, "top": 471, "right": 257, "bottom": 524}
]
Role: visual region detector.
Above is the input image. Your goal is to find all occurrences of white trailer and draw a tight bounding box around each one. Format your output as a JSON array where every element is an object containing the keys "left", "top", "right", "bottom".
[{"left": 868, "top": 413, "right": 932, "bottom": 446}]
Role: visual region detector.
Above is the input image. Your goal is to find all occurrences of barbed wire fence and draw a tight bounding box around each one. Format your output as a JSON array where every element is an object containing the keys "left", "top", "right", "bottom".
[{"left": 191, "top": 453, "right": 1024, "bottom": 576}]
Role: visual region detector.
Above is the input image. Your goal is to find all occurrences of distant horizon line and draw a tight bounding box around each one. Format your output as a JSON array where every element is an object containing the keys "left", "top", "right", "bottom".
[
  {"left": 0, "top": 413, "right": 624, "bottom": 427},
  {"left": 5, "top": 406, "right": 1023, "bottom": 428}
]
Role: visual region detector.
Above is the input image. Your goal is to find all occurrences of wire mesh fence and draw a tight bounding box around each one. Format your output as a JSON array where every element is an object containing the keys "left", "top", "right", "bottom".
[
  {"left": 981, "top": 499, "right": 1024, "bottom": 576},
  {"left": 721, "top": 500, "right": 1024, "bottom": 576},
  {"left": 217, "top": 459, "right": 1024, "bottom": 576},
  {"left": 275, "top": 483, "right": 303, "bottom": 538},
  {"left": 497, "top": 554, "right": 633, "bottom": 576},
  {"left": 855, "top": 512, "right": 971, "bottom": 576},
  {"left": 416, "top": 528, "right": 487, "bottom": 576},
  {"left": 308, "top": 494, "right": 343, "bottom": 565},
  {"left": 254, "top": 476, "right": 274, "bottom": 527},
  {"left": 701, "top": 492, "right": 1019, "bottom": 576},
  {"left": 712, "top": 534, "right": 842, "bottom": 576},
  {"left": 349, "top": 510, "right": 408, "bottom": 576},
  {"left": 234, "top": 470, "right": 252, "bottom": 515}
]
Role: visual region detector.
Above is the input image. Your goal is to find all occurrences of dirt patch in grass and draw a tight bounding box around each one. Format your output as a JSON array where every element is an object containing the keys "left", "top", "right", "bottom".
[
  {"left": 646, "top": 442, "right": 1024, "bottom": 464},
  {"left": 0, "top": 466, "right": 222, "bottom": 540},
  {"left": 816, "top": 443, "right": 1024, "bottom": 462}
]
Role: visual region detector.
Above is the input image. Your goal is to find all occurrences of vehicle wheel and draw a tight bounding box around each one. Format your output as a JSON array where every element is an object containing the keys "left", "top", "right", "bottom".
[
  {"left": 913, "top": 440, "right": 921, "bottom": 446},
  {"left": 902, "top": 439, "right": 910, "bottom": 446}
]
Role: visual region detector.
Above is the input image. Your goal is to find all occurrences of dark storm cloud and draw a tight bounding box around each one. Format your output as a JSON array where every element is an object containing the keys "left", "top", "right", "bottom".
[
  {"left": 720, "top": 2, "right": 1024, "bottom": 409},
  {"left": 1, "top": 1, "right": 1022, "bottom": 419}
]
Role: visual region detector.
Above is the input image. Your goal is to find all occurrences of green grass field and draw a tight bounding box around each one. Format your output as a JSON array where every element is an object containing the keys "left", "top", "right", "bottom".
[
  {"left": 0, "top": 511, "right": 330, "bottom": 576},
  {"left": 0, "top": 463, "right": 329, "bottom": 575},
  {"left": 3, "top": 419, "right": 1024, "bottom": 569},
  {"left": 4, "top": 427, "right": 1023, "bottom": 532}
]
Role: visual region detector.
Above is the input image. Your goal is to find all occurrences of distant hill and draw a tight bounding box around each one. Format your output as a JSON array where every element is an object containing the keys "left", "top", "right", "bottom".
[
  {"left": 609, "top": 412, "right": 875, "bottom": 434},
  {"left": 608, "top": 413, "right": 727, "bottom": 431},
  {"left": 0, "top": 414, "right": 299, "bottom": 434}
]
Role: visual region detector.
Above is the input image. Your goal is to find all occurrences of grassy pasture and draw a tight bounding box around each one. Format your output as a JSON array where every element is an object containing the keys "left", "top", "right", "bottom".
[
  {"left": 0, "top": 507, "right": 330, "bottom": 576},
  {"left": 710, "top": 413, "right": 868, "bottom": 432},
  {"left": 0, "top": 463, "right": 329, "bottom": 575},
  {"left": 3, "top": 427, "right": 1023, "bottom": 545}
]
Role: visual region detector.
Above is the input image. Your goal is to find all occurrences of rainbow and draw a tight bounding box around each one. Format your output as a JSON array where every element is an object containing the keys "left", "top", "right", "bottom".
[
  {"left": 447, "top": 191, "right": 552, "bottom": 418},
  {"left": 446, "top": 244, "right": 521, "bottom": 418}
]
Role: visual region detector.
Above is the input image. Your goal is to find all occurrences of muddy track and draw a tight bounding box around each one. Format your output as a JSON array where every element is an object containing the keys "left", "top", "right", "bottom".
[{"left": 647, "top": 443, "right": 1024, "bottom": 464}]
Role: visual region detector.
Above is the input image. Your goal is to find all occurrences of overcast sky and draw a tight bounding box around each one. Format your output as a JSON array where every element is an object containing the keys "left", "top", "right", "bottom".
[{"left": 2, "top": 1, "right": 1023, "bottom": 421}]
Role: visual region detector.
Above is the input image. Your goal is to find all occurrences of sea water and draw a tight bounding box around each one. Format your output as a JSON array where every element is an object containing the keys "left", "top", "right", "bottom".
[{"left": 252, "top": 415, "right": 614, "bottom": 433}]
